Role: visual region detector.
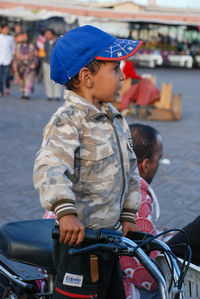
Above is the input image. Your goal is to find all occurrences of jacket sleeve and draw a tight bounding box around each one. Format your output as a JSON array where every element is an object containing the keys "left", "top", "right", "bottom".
[
  {"left": 120, "top": 129, "right": 141, "bottom": 224},
  {"left": 33, "top": 114, "right": 80, "bottom": 220}
]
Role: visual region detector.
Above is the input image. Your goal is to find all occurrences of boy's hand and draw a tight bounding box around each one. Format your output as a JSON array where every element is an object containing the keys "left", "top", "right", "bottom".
[
  {"left": 59, "top": 214, "right": 85, "bottom": 246},
  {"left": 122, "top": 221, "right": 139, "bottom": 236}
]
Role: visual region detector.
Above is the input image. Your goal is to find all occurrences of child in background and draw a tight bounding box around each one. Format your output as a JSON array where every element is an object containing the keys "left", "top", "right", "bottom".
[{"left": 120, "top": 124, "right": 163, "bottom": 299}]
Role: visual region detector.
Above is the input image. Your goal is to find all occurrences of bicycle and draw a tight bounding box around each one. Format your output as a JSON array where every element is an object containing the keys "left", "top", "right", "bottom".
[
  {"left": 0, "top": 219, "right": 191, "bottom": 299},
  {"left": 52, "top": 226, "right": 192, "bottom": 299}
]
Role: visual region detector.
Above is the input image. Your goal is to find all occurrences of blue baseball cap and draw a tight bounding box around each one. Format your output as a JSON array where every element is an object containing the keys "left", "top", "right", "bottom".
[{"left": 50, "top": 25, "right": 143, "bottom": 85}]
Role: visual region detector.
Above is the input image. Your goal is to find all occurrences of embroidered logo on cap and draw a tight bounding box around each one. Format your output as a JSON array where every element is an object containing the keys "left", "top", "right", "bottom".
[{"left": 63, "top": 273, "right": 83, "bottom": 287}]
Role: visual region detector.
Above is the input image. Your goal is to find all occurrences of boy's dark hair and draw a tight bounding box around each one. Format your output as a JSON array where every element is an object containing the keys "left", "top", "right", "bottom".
[
  {"left": 129, "top": 123, "right": 160, "bottom": 163},
  {"left": 65, "top": 60, "right": 105, "bottom": 91}
]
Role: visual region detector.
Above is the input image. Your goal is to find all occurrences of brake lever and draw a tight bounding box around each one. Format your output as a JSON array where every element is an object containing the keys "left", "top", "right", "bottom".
[
  {"left": 109, "top": 237, "right": 128, "bottom": 251},
  {"left": 68, "top": 243, "right": 122, "bottom": 256}
]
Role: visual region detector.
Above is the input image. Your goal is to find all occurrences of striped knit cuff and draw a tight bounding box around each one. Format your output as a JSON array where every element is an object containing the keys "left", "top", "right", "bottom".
[
  {"left": 120, "top": 209, "right": 136, "bottom": 224},
  {"left": 54, "top": 202, "right": 77, "bottom": 221}
]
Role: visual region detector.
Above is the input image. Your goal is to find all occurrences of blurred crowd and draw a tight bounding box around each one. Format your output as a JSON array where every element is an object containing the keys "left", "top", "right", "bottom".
[{"left": 0, "top": 22, "right": 62, "bottom": 100}]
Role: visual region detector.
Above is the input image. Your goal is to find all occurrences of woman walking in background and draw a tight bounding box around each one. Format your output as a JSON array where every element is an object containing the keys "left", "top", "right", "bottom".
[{"left": 13, "top": 32, "right": 38, "bottom": 99}]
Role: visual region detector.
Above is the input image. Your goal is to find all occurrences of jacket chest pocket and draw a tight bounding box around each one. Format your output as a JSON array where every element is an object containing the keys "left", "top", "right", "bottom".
[{"left": 74, "top": 142, "right": 115, "bottom": 184}]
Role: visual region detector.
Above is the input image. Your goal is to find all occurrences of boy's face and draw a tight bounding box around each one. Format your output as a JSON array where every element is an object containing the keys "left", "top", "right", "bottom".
[{"left": 92, "top": 61, "right": 125, "bottom": 104}]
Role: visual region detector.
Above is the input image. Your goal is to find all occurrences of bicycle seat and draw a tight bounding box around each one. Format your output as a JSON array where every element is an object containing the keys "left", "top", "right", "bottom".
[{"left": 0, "top": 219, "right": 55, "bottom": 271}]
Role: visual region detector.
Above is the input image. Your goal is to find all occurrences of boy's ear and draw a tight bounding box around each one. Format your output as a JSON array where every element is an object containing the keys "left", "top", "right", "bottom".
[
  {"left": 141, "top": 158, "right": 149, "bottom": 175},
  {"left": 78, "top": 67, "right": 94, "bottom": 88}
]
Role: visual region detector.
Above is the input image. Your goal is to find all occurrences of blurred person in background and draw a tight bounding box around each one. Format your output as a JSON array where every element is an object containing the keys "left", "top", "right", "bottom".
[
  {"left": 13, "top": 32, "right": 38, "bottom": 100},
  {"left": 0, "top": 24, "right": 15, "bottom": 97},
  {"left": 11, "top": 23, "right": 23, "bottom": 83},
  {"left": 14, "top": 23, "right": 22, "bottom": 43},
  {"left": 43, "top": 29, "right": 62, "bottom": 101},
  {"left": 121, "top": 59, "right": 142, "bottom": 83},
  {"left": 36, "top": 30, "right": 47, "bottom": 82}
]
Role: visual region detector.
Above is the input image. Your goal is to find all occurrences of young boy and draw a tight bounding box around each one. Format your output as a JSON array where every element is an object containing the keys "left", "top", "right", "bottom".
[{"left": 33, "top": 25, "right": 142, "bottom": 299}]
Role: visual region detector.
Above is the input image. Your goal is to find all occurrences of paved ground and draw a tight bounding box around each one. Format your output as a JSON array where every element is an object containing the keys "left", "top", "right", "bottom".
[{"left": 0, "top": 67, "right": 199, "bottom": 231}]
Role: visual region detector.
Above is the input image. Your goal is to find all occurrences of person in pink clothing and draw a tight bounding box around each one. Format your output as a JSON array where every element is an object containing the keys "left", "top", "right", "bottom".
[
  {"left": 121, "top": 60, "right": 142, "bottom": 81},
  {"left": 118, "top": 79, "right": 160, "bottom": 111},
  {"left": 120, "top": 123, "right": 163, "bottom": 299}
]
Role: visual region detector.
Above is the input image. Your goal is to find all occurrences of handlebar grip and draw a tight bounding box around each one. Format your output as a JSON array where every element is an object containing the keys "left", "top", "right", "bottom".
[
  {"left": 52, "top": 226, "right": 100, "bottom": 241},
  {"left": 52, "top": 226, "right": 122, "bottom": 243}
]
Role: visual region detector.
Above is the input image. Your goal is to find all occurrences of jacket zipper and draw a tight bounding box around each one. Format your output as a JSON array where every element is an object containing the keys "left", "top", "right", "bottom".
[{"left": 109, "top": 116, "right": 126, "bottom": 211}]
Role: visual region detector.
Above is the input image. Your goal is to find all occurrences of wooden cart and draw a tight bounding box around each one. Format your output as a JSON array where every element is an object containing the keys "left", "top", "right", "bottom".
[{"left": 119, "top": 80, "right": 182, "bottom": 121}]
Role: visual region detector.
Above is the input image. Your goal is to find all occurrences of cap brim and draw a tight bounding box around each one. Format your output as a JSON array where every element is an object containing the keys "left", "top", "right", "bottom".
[{"left": 95, "top": 39, "right": 143, "bottom": 61}]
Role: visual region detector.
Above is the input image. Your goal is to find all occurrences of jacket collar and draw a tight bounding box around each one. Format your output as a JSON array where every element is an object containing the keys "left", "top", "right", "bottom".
[{"left": 64, "top": 90, "right": 122, "bottom": 121}]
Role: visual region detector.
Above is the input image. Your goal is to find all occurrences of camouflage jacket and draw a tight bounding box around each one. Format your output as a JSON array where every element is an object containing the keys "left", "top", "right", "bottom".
[{"left": 33, "top": 90, "right": 141, "bottom": 229}]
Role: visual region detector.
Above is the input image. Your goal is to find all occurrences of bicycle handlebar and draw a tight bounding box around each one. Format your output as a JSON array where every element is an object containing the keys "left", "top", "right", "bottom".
[
  {"left": 52, "top": 227, "right": 182, "bottom": 299},
  {"left": 52, "top": 226, "right": 172, "bottom": 254},
  {"left": 52, "top": 226, "right": 128, "bottom": 255}
]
